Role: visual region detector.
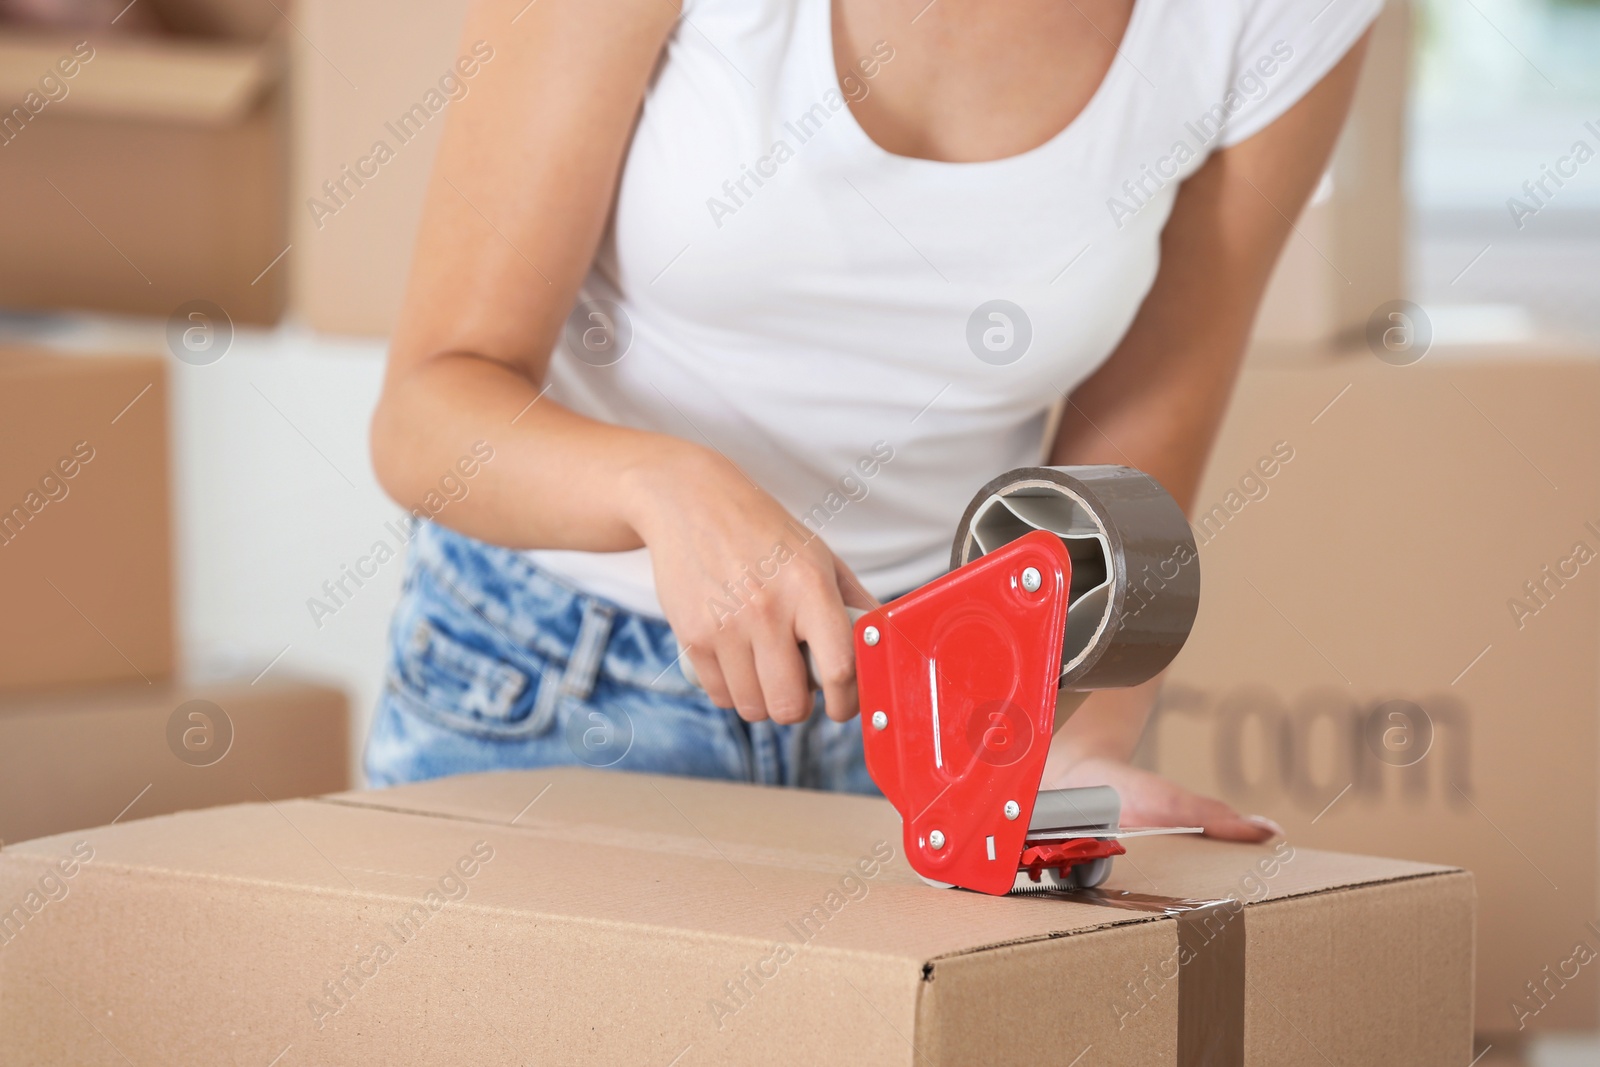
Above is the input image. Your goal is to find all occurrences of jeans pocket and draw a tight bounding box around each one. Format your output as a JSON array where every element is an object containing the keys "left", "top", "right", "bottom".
[{"left": 391, "top": 617, "right": 548, "bottom": 740}]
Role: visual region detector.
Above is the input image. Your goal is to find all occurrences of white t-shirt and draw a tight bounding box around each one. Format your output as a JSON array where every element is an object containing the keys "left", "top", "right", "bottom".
[{"left": 529, "top": 0, "right": 1381, "bottom": 618}]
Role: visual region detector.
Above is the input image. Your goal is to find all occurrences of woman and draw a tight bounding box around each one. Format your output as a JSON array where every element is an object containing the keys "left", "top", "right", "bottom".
[{"left": 366, "top": 0, "right": 1378, "bottom": 841}]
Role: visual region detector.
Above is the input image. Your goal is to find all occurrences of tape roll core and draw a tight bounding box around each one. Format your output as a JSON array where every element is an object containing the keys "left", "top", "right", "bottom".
[{"left": 950, "top": 465, "right": 1199, "bottom": 690}]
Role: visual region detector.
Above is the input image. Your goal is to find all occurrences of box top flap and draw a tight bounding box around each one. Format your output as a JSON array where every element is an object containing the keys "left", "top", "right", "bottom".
[
  {"left": 150, "top": 0, "right": 283, "bottom": 41},
  {"left": 0, "top": 345, "right": 164, "bottom": 378},
  {"left": 0, "top": 34, "right": 280, "bottom": 125},
  {"left": 0, "top": 675, "right": 328, "bottom": 720},
  {"left": 5, "top": 768, "right": 1458, "bottom": 965}
]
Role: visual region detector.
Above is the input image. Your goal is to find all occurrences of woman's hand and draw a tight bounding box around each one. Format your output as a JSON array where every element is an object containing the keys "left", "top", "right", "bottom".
[
  {"left": 1053, "top": 756, "right": 1282, "bottom": 843},
  {"left": 626, "top": 444, "right": 876, "bottom": 726}
]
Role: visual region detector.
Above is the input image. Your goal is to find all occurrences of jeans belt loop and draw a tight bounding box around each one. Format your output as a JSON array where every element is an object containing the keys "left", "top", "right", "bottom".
[
  {"left": 562, "top": 598, "right": 616, "bottom": 703},
  {"left": 526, "top": 598, "right": 614, "bottom": 733}
]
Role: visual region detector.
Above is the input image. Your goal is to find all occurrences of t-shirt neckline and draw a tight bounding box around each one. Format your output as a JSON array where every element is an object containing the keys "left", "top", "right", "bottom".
[{"left": 812, "top": 0, "right": 1150, "bottom": 171}]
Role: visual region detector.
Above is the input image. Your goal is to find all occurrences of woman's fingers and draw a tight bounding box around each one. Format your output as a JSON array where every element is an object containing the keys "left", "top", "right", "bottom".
[
  {"left": 1058, "top": 756, "right": 1284, "bottom": 843},
  {"left": 713, "top": 640, "right": 769, "bottom": 723},
  {"left": 683, "top": 645, "right": 733, "bottom": 710},
  {"left": 703, "top": 621, "right": 817, "bottom": 725},
  {"left": 796, "top": 553, "right": 874, "bottom": 722},
  {"left": 796, "top": 600, "right": 858, "bottom": 723},
  {"left": 752, "top": 624, "right": 813, "bottom": 725},
  {"left": 1202, "top": 812, "right": 1284, "bottom": 843},
  {"left": 1125, "top": 791, "right": 1281, "bottom": 843}
]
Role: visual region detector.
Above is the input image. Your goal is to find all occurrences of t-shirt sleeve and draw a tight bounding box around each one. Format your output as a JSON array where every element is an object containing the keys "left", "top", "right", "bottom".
[{"left": 1217, "top": 0, "right": 1386, "bottom": 148}]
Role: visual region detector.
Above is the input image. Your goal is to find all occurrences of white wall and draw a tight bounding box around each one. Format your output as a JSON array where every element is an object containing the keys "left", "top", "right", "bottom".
[{"left": 173, "top": 323, "right": 402, "bottom": 785}]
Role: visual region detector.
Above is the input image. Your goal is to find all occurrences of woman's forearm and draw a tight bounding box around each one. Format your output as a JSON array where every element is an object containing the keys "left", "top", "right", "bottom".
[
  {"left": 1044, "top": 681, "right": 1160, "bottom": 780},
  {"left": 370, "top": 351, "right": 706, "bottom": 552},
  {"left": 368, "top": 0, "right": 688, "bottom": 553}
]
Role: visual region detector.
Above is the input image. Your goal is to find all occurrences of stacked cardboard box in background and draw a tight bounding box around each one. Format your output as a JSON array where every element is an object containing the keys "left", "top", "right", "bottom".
[
  {"left": 0, "top": 678, "right": 348, "bottom": 846},
  {"left": 0, "top": 0, "right": 288, "bottom": 324},
  {"left": 291, "top": 0, "right": 470, "bottom": 335},
  {"left": 0, "top": 346, "right": 348, "bottom": 844},
  {"left": 0, "top": 349, "right": 174, "bottom": 689},
  {"left": 1138, "top": 342, "right": 1600, "bottom": 1035}
]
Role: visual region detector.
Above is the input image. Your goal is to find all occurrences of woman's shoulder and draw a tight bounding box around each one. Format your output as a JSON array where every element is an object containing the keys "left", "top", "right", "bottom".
[
  {"left": 1209, "top": 0, "right": 1384, "bottom": 148},
  {"left": 1134, "top": 0, "right": 1382, "bottom": 54}
]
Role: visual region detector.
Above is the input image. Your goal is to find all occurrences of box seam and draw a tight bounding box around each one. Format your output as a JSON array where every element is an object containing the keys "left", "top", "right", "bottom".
[{"left": 922, "top": 868, "right": 1469, "bottom": 967}]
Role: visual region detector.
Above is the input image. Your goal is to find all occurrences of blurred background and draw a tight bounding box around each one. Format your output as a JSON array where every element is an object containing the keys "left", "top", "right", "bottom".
[{"left": 0, "top": 0, "right": 1596, "bottom": 1060}]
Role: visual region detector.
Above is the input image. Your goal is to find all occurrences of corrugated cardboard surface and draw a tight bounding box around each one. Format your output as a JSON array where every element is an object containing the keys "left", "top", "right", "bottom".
[
  {"left": 291, "top": 0, "right": 469, "bottom": 335},
  {"left": 0, "top": 768, "right": 1470, "bottom": 1065},
  {"left": 1140, "top": 343, "right": 1600, "bottom": 1032},
  {"left": 0, "top": 5, "right": 288, "bottom": 323},
  {"left": 0, "top": 36, "right": 277, "bottom": 124},
  {"left": 0, "top": 677, "right": 349, "bottom": 846},
  {"left": 0, "top": 348, "right": 173, "bottom": 692}
]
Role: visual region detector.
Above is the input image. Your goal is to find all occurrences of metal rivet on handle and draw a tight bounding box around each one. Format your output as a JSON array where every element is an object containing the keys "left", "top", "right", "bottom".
[
  {"left": 871, "top": 710, "right": 888, "bottom": 731},
  {"left": 1003, "top": 800, "right": 1020, "bottom": 820},
  {"left": 929, "top": 830, "right": 946, "bottom": 850},
  {"left": 863, "top": 626, "right": 880, "bottom": 646},
  {"left": 1020, "top": 567, "right": 1042, "bottom": 593}
]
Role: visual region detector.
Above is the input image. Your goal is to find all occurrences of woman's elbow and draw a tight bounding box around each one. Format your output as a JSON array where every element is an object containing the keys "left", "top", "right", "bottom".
[{"left": 368, "top": 386, "right": 420, "bottom": 509}]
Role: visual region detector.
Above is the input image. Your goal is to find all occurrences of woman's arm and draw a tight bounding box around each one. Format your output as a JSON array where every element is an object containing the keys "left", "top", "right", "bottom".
[
  {"left": 372, "top": 0, "right": 680, "bottom": 552},
  {"left": 371, "top": 0, "right": 869, "bottom": 725},
  {"left": 1042, "top": 31, "right": 1373, "bottom": 836}
]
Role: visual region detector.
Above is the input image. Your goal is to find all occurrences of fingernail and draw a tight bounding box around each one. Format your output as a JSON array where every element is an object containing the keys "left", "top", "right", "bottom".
[{"left": 1245, "top": 815, "right": 1285, "bottom": 838}]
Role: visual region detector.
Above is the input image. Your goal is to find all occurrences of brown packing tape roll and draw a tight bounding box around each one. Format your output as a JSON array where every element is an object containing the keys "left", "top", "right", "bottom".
[
  {"left": 1045, "top": 889, "right": 1246, "bottom": 1067},
  {"left": 949, "top": 465, "right": 1200, "bottom": 691}
]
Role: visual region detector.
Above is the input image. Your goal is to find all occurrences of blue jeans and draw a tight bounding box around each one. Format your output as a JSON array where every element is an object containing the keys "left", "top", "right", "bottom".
[{"left": 364, "top": 522, "right": 878, "bottom": 794}]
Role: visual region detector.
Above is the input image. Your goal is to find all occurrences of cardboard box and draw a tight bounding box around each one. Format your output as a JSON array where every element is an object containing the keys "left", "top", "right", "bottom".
[
  {"left": 0, "top": 348, "right": 174, "bottom": 692},
  {"left": 1251, "top": 0, "right": 1410, "bottom": 347},
  {"left": 0, "top": 767, "right": 1470, "bottom": 1064},
  {"left": 0, "top": 1, "right": 288, "bottom": 324},
  {"left": 0, "top": 676, "right": 349, "bottom": 846},
  {"left": 1471, "top": 1041, "right": 1529, "bottom": 1067},
  {"left": 1138, "top": 343, "right": 1600, "bottom": 1033},
  {"left": 291, "top": 0, "right": 469, "bottom": 335}
]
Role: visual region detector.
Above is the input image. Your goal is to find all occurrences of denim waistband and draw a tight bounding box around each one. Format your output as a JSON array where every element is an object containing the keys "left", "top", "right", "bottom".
[{"left": 409, "top": 521, "right": 696, "bottom": 697}]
